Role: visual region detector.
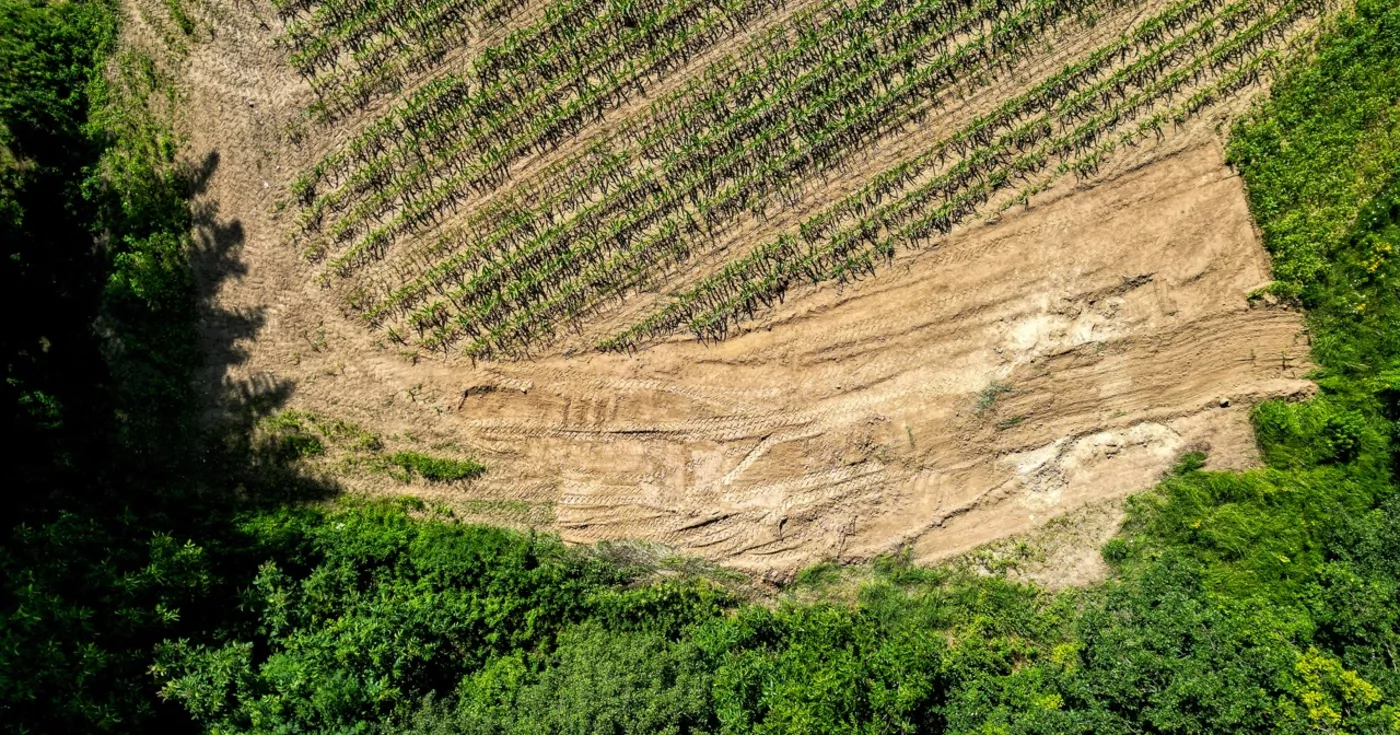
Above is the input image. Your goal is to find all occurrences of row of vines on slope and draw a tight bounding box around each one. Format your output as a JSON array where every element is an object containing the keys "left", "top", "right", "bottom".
[{"left": 275, "top": 0, "right": 1329, "bottom": 359}]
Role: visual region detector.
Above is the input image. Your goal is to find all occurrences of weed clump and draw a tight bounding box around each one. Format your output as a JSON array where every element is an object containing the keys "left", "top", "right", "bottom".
[{"left": 388, "top": 451, "right": 485, "bottom": 482}]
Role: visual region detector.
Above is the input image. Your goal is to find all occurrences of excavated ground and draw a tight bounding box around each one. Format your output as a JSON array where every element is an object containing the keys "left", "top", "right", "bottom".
[{"left": 176, "top": 0, "right": 1314, "bottom": 576}]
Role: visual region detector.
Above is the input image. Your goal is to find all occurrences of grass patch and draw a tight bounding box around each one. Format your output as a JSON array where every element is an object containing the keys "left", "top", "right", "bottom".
[
  {"left": 264, "top": 409, "right": 382, "bottom": 452},
  {"left": 462, "top": 499, "right": 534, "bottom": 516},
  {"left": 388, "top": 451, "right": 485, "bottom": 482},
  {"left": 458, "top": 499, "right": 554, "bottom": 525},
  {"left": 273, "top": 431, "right": 324, "bottom": 461}
]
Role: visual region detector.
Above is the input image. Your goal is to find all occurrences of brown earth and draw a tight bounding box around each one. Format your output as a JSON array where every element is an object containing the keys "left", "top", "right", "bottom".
[{"left": 171, "top": 0, "right": 1315, "bottom": 578}]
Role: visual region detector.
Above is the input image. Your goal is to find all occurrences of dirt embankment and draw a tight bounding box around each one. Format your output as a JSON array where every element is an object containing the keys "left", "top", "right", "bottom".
[{"left": 178, "top": 0, "right": 1313, "bottom": 576}]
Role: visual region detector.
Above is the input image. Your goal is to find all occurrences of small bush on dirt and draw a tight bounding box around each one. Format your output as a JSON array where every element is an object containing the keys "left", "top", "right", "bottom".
[
  {"left": 273, "top": 431, "right": 324, "bottom": 461},
  {"left": 974, "top": 381, "right": 1013, "bottom": 414},
  {"left": 388, "top": 451, "right": 485, "bottom": 482}
]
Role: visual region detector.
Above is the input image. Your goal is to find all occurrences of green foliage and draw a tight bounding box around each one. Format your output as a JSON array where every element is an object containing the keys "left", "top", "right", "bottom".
[
  {"left": 152, "top": 505, "right": 687, "bottom": 733},
  {"left": 262, "top": 410, "right": 391, "bottom": 462},
  {"left": 1, "top": 1, "right": 235, "bottom": 732},
  {"left": 1172, "top": 450, "right": 1208, "bottom": 474},
  {"left": 1116, "top": 461, "right": 1383, "bottom": 602},
  {"left": 1109, "top": 0, "right": 1400, "bottom": 607},
  {"left": 702, "top": 602, "right": 947, "bottom": 735},
  {"left": 285, "top": 410, "right": 383, "bottom": 452},
  {"left": 276, "top": 430, "right": 326, "bottom": 460},
  {"left": 1, "top": 513, "right": 214, "bottom": 731},
  {"left": 792, "top": 561, "right": 844, "bottom": 589},
  {"left": 1, "top": 0, "right": 118, "bottom": 500},
  {"left": 162, "top": 0, "right": 193, "bottom": 35},
  {"left": 86, "top": 49, "right": 200, "bottom": 456},
  {"left": 402, "top": 625, "right": 715, "bottom": 735},
  {"left": 141, "top": 494, "right": 1400, "bottom": 735},
  {"left": 0, "top": 0, "right": 113, "bottom": 158},
  {"left": 1226, "top": 0, "right": 1400, "bottom": 301},
  {"left": 387, "top": 451, "right": 486, "bottom": 482}
]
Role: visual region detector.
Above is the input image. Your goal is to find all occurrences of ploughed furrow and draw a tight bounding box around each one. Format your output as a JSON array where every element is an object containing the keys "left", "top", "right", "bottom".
[
  {"left": 344, "top": 0, "right": 1009, "bottom": 318},
  {"left": 293, "top": 0, "right": 786, "bottom": 265},
  {"left": 355, "top": 0, "right": 1133, "bottom": 358},
  {"left": 275, "top": 0, "right": 1329, "bottom": 361},
  {"left": 311, "top": 0, "right": 1019, "bottom": 275},
  {"left": 276, "top": 0, "right": 539, "bottom": 122},
  {"left": 601, "top": 0, "right": 1320, "bottom": 349}
]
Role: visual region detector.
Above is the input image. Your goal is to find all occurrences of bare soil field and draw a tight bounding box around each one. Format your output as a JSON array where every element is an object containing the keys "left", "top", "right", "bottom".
[{"left": 175, "top": 0, "right": 1316, "bottom": 575}]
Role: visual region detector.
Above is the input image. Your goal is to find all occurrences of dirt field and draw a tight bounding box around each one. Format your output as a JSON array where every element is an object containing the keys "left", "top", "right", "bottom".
[{"left": 171, "top": 0, "right": 1315, "bottom": 576}]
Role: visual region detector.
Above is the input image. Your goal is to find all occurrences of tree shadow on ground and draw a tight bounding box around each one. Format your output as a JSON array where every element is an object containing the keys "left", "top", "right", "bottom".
[{"left": 181, "top": 147, "right": 337, "bottom": 506}]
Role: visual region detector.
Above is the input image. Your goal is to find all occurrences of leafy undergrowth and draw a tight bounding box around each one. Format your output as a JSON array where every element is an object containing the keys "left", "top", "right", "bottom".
[
  {"left": 386, "top": 451, "right": 485, "bottom": 483},
  {"left": 259, "top": 409, "right": 487, "bottom": 484}
]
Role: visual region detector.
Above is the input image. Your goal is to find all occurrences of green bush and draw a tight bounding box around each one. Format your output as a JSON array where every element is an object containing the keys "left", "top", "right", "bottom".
[
  {"left": 388, "top": 451, "right": 485, "bottom": 482},
  {"left": 274, "top": 431, "right": 325, "bottom": 461}
]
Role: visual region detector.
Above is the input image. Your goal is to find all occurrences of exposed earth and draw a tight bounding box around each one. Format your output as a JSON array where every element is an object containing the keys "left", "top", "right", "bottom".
[{"left": 168, "top": 0, "right": 1315, "bottom": 575}]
